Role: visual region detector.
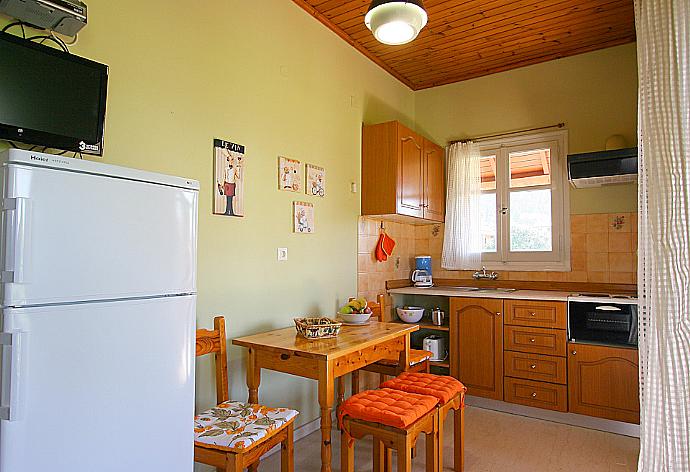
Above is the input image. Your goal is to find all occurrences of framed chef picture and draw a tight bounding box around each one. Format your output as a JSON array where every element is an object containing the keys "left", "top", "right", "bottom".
[
  {"left": 278, "top": 156, "right": 302, "bottom": 192},
  {"left": 214, "top": 139, "right": 246, "bottom": 217}
]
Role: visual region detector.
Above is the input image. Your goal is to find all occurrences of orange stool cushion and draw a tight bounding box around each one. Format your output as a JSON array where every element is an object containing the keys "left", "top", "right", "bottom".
[
  {"left": 376, "top": 349, "right": 433, "bottom": 367},
  {"left": 338, "top": 388, "right": 438, "bottom": 429},
  {"left": 381, "top": 372, "right": 467, "bottom": 405}
]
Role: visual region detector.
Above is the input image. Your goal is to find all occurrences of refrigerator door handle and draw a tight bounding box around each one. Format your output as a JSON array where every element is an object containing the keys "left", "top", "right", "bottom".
[
  {"left": 2, "top": 197, "right": 31, "bottom": 284},
  {"left": 1, "top": 331, "right": 22, "bottom": 421}
]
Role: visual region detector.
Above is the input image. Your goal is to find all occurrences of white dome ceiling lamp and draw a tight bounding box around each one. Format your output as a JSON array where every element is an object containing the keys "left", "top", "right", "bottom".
[{"left": 365, "top": 0, "right": 428, "bottom": 46}]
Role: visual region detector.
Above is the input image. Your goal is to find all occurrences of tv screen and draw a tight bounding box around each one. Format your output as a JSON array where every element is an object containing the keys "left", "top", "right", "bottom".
[{"left": 0, "top": 31, "right": 108, "bottom": 155}]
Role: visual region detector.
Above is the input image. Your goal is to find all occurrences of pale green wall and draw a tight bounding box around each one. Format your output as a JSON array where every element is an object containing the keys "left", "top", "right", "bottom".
[
  {"left": 414, "top": 43, "right": 639, "bottom": 215},
  {"left": 0, "top": 0, "right": 415, "bottom": 444}
]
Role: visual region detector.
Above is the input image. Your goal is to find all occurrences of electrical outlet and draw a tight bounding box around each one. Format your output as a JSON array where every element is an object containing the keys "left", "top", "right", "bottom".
[{"left": 277, "top": 247, "right": 288, "bottom": 261}]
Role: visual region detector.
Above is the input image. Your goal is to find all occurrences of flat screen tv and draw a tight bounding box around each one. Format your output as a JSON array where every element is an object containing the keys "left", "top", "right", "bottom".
[{"left": 0, "top": 30, "right": 108, "bottom": 155}]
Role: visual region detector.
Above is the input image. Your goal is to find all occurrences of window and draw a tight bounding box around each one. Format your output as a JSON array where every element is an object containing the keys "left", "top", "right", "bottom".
[{"left": 478, "top": 130, "right": 569, "bottom": 271}]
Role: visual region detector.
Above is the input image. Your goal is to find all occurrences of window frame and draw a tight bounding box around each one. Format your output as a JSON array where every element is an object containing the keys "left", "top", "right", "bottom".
[{"left": 477, "top": 129, "right": 570, "bottom": 272}]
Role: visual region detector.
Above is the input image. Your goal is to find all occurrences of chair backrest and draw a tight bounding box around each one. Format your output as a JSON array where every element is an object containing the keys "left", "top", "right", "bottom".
[
  {"left": 196, "top": 316, "right": 229, "bottom": 404},
  {"left": 349, "top": 294, "right": 386, "bottom": 321}
]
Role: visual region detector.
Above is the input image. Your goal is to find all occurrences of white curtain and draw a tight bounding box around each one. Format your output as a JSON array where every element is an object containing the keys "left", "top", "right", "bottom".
[
  {"left": 636, "top": 1, "right": 690, "bottom": 470},
  {"left": 442, "top": 141, "right": 482, "bottom": 270}
]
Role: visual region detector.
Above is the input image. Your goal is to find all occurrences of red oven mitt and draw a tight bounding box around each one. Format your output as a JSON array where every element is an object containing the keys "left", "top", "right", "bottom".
[
  {"left": 375, "top": 233, "right": 387, "bottom": 262},
  {"left": 382, "top": 232, "right": 396, "bottom": 256}
]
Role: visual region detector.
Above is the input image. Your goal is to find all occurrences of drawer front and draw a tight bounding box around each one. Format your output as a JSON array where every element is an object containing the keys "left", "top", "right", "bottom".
[
  {"left": 504, "top": 300, "right": 566, "bottom": 329},
  {"left": 504, "top": 351, "right": 567, "bottom": 384},
  {"left": 504, "top": 326, "right": 567, "bottom": 357},
  {"left": 504, "top": 377, "right": 568, "bottom": 412}
]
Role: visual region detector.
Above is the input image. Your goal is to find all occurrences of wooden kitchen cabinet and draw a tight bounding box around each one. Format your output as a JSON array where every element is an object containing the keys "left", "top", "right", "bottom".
[
  {"left": 450, "top": 297, "right": 503, "bottom": 401},
  {"left": 362, "top": 121, "right": 445, "bottom": 223},
  {"left": 423, "top": 139, "right": 445, "bottom": 221},
  {"left": 568, "top": 343, "right": 640, "bottom": 424}
]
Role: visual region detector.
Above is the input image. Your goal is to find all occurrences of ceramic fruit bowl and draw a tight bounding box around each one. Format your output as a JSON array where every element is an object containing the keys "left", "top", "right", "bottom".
[
  {"left": 338, "top": 312, "right": 372, "bottom": 324},
  {"left": 396, "top": 306, "right": 425, "bottom": 323}
]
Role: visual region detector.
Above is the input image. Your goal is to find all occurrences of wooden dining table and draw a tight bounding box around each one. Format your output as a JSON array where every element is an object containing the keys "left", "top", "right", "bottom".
[{"left": 232, "top": 321, "right": 419, "bottom": 472}]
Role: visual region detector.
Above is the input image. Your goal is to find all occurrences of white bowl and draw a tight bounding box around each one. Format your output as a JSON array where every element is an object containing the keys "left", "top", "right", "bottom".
[
  {"left": 338, "top": 312, "right": 372, "bottom": 324},
  {"left": 397, "top": 306, "right": 425, "bottom": 323}
]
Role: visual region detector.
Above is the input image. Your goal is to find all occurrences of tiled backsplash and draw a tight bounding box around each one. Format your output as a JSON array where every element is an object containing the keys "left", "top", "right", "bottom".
[
  {"left": 357, "top": 212, "right": 638, "bottom": 301},
  {"left": 357, "top": 217, "right": 417, "bottom": 310}
]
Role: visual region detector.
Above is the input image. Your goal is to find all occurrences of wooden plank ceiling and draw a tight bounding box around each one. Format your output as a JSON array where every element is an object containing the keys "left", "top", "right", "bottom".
[{"left": 291, "top": 0, "right": 636, "bottom": 90}]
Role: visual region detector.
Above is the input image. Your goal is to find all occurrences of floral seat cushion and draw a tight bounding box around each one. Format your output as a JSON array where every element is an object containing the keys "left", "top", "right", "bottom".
[{"left": 194, "top": 401, "right": 299, "bottom": 452}]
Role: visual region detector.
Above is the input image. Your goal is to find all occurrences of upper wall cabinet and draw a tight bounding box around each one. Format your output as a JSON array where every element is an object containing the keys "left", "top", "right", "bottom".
[{"left": 362, "top": 121, "right": 445, "bottom": 223}]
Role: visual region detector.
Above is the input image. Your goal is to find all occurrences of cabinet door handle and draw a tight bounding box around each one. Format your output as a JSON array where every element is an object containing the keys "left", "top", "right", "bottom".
[
  {"left": 531, "top": 392, "right": 537, "bottom": 398},
  {"left": 530, "top": 364, "right": 537, "bottom": 369},
  {"left": 529, "top": 312, "right": 536, "bottom": 317},
  {"left": 496, "top": 312, "right": 501, "bottom": 317},
  {"left": 571, "top": 350, "right": 577, "bottom": 356},
  {"left": 530, "top": 338, "right": 536, "bottom": 343}
]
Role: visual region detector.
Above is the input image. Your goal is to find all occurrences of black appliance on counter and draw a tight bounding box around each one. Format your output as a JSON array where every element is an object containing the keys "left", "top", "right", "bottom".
[{"left": 568, "top": 294, "right": 638, "bottom": 347}]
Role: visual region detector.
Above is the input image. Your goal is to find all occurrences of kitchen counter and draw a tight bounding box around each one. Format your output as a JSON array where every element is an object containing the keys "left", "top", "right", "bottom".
[{"left": 388, "top": 286, "right": 572, "bottom": 301}]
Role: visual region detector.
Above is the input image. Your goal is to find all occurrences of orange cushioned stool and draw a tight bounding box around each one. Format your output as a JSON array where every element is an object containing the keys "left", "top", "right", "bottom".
[
  {"left": 382, "top": 372, "right": 467, "bottom": 471},
  {"left": 338, "top": 388, "right": 440, "bottom": 472}
]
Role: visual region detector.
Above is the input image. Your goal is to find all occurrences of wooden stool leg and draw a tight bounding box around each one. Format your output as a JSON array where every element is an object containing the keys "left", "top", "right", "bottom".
[
  {"left": 337, "top": 377, "right": 345, "bottom": 406},
  {"left": 424, "top": 359, "right": 431, "bottom": 373},
  {"left": 373, "top": 439, "right": 385, "bottom": 472},
  {"left": 426, "top": 420, "right": 439, "bottom": 472},
  {"left": 379, "top": 373, "right": 386, "bottom": 385},
  {"left": 398, "top": 436, "right": 413, "bottom": 472},
  {"left": 341, "top": 430, "right": 355, "bottom": 472},
  {"left": 351, "top": 371, "right": 360, "bottom": 395},
  {"left": 225, "top": 453, "right": 243, "bottom": 472},
  {"left": 384, "top": 446, "right": 392, "bottom": 472},
  {"left": 281, "top": 423, "right": 294, "bottom": 472},
  {"left": 454, "top": 407, "right": 464, "bottom": 472}
]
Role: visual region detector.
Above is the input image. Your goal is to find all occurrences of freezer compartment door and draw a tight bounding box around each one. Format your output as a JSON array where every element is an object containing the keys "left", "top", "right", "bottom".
[
  {"left": 2, "top": 163, "right": 198, "bottom": 306},
  {"left": 0, "top": 295, "right": 196, "bottom": 472}
]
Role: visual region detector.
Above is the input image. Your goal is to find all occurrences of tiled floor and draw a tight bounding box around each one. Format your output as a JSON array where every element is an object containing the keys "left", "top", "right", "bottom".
[{"left": 260, "top": 406, "right": 640, "bottom": 471}]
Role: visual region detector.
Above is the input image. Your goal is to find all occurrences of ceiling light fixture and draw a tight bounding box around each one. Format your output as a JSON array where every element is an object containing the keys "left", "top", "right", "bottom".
[{"left": 365, "top": 0, "right": 428, "bottom": 46}]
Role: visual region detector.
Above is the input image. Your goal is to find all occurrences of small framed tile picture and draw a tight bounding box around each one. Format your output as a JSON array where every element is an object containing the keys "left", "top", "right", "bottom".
[
  {"left": 293, "top": 201, "right": 315, "bottom": 234},
  {"left": 278, "top": 156, "right": 302, "bottom": 192},
  {"left": 306, "top": 164, "right": 326, "bottom": 197}
]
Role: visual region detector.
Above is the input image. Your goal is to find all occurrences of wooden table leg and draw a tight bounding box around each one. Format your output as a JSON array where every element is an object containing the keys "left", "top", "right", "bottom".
[
  {"left": 337, "top": 377, "right": 345, "bottom": 406},
  {"left": 351, "top": 371, "right": 360, "bottom": 395},
  {"left": 247, "top": 347, "right": 261, "bottom": 404},
  {"left": 318, "top": 361, "right": 335, "bottom": 472}
]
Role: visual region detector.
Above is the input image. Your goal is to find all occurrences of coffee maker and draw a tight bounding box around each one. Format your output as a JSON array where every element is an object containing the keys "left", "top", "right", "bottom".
[{"left": 411, "top": 256, "right": 433, "bottom": 288}]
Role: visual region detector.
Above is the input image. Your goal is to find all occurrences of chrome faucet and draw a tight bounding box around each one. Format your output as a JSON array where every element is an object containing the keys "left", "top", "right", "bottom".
[{"left": 473, "top": 266, "right": 499, "bottom": 280}]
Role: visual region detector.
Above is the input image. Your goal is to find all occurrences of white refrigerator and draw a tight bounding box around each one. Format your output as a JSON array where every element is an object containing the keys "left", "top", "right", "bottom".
[{"left": 0, "top": 149, "right": 199, "bottom": 472}]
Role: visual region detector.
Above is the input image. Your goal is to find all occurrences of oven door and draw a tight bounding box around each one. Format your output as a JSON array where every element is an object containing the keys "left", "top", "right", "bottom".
[{"left": 568, "top": 301, "right": 638, "bottom": 347}]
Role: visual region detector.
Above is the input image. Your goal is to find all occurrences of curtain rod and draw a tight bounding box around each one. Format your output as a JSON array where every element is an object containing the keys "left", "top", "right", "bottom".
[{"left": 448, "top": 123, "right": 566, "bottom": 145}]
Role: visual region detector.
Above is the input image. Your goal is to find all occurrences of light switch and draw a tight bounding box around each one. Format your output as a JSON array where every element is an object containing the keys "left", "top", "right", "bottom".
[{"left": 277, "top": 247, "right": 288, "bottom": 261}]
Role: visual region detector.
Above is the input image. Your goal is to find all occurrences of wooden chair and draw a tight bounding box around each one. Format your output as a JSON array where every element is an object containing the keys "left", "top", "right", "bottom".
[
  {"left": 194, "top": 316, "right": 297, "bottom": 472},
  {"left": 337, "top": 295, "right": 433, "bottom": 402}
]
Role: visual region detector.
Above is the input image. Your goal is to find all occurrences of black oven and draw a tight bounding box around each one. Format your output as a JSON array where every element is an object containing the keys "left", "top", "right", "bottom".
[{"left": 568, "top": 298, "right": 638, "bottom": 347}]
